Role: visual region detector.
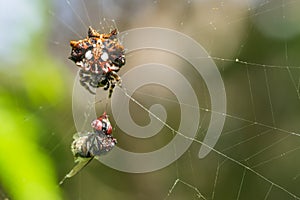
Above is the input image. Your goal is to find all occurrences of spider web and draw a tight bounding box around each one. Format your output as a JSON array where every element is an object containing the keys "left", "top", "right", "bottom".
[{"left": 47, "top": 0, "right": 300, "bottom": 199}]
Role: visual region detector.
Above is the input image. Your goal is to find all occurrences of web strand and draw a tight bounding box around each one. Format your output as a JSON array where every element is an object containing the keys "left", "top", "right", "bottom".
[
  {"left": 48, "top": 1, "right": 300, "bottom": 199},
  {"left": 118, "top": 87, "right": 300, "bottom": 199}
]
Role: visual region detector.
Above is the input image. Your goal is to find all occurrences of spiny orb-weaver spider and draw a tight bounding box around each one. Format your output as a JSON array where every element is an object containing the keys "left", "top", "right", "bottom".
[{"left": 69, "top": 26, "right": 125, "bottom": 97}]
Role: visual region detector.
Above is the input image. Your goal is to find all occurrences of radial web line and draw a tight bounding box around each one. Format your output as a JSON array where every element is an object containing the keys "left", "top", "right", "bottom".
[
  {"left": 125, "top": 88, "right": 300, "bottom": 138},
  {"left": 65, "top": 0, "right": 88, "bottom": 29},
  {"left": 187, "top": 150, "right": 197, "bottom": 188},
  {"left": 236, "top": 168, "right": 246, "bottom": 200},
  {"left": 172, "top": 130, "right": 180, "bottom": 179},
  {"left": 286, "top": 66, "right": 300, "bottom": 100},
  {"left": 264, "top": 184, "right": 273, "bottom": 200},
  {"left": 211, "top": 57, "right": 300, "bottom": 69},
  {"left": 80, "top": 0, "right": 92, "bottom": 26},
  {"left": 297, "top": 77, "right": 300, "bottom": 93},
  {"left": 243, "top": 134, "right": 290, "bottom": 162},
  {"left": 119, "top": 87, "right": 300, "bottom": 200},
  {"left": 48, "top": 10, "right": 82, "bottom": 38},
  {"left": 284, "top": 39, "right": 288, "bottom": 62},
  {"left": 97, "top": 0, "right": 103, "bottom": 24},
  {"left": 252, "top": 145, "right": 300, "bottom": 169},
  {"left": 222, "top": 129, "right": 272, "bottom": 152},
  {"left": 263, "top": 67, "right": 276, "bottom": 126},
  {"left": 211, "top": 161, "right": 221, "bottom": 200},
  {"left": 246, "top": 65, "right": 257, "bottom": 121},
  {"left": 221, "top": 123, "right": 255, "bottom": 137}
]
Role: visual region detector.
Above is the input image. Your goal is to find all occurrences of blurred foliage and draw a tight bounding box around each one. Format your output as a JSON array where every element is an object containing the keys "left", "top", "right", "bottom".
[
  {"left": 0, "top": 1, "right": 69, "bottom": 199},
  {"left": 0, "top": 94, "right": 62, "bottom": 200}
]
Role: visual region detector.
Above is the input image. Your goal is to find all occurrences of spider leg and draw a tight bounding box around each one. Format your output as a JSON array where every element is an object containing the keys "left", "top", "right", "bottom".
[
  {"left": 108, "top": 72, "right": 121, "bottom": 98},
  {"left": 79, "top": 70, "right": 96, "bottom": 95},
  {"left": 103, "top": 80, "right": 110, "bottom": 91},
  {"left": 111, "top": 71, "right": 122, "bottom": 87},
  {"left": 108, "top": 80, "right": 116, "bottom": 98}
]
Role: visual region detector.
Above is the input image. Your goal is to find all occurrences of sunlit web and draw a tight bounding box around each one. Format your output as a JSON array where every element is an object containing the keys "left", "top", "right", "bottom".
[{"left": 47, "top": 0, "right": 300, "bottom": 199}]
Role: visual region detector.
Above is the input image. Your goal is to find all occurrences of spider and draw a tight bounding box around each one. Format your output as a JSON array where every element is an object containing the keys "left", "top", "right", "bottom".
[{"left": 69, "top": 26, "right": 125, "bottom": 97}]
